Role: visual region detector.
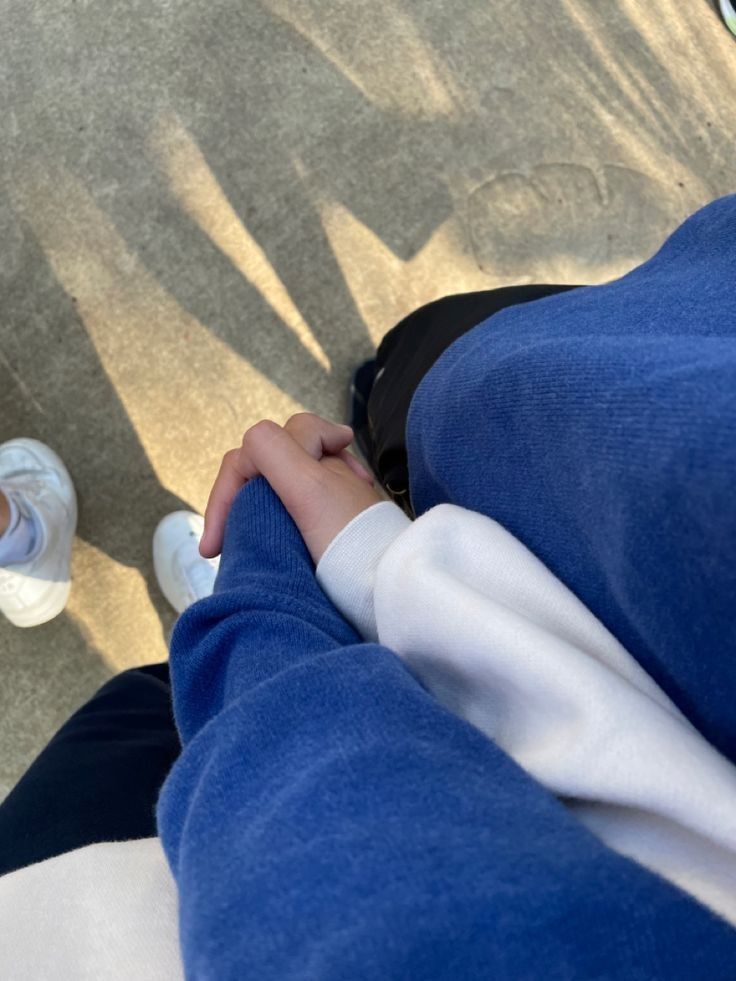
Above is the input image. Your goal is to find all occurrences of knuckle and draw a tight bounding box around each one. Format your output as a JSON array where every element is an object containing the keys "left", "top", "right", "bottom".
[
  {"left": 285, "top": 412, "right": 314, "bottom": 435},
  {"left": 242, "top": 419, "right": 279, "bottom": 450}
]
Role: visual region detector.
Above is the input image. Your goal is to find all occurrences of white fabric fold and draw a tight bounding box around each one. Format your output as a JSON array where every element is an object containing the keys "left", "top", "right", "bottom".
[
  {"left": 0, "top": 838, "right": 182, "bottom": 979},
  {"left": 318, "top": 501, "right": 736, "bottom": 925}
]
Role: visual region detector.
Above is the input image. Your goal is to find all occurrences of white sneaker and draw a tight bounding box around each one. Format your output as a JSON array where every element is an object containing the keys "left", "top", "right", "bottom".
[
  {"left": 153, "top": 511, "right": 220, "bottom": 614},
  {"left": 0, "top": 438, "right": 77, "bottom": 628},
  {"left": 720, "top": 0, "right": 736, "bottom": 38}
]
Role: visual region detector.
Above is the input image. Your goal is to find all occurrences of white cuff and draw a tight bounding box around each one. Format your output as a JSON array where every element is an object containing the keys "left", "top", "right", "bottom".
[{"left": 316, "top": 501, "right": 412, "bottom": 641}]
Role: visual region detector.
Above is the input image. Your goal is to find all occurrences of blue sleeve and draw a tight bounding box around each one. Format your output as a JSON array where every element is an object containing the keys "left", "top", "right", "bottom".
[{"left": 157, "top": 478, "right": 736, "bottom": 980}]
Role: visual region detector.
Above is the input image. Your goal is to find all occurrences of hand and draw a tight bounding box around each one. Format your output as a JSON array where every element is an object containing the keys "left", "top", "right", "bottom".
[{"left": 200, "top": 413, "right": 382, "bottom": 563}]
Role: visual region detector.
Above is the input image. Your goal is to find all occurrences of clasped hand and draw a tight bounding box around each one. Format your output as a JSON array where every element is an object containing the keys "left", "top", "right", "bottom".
[{"left": 200, "top": 413, "right": 382, "bottom": 564}]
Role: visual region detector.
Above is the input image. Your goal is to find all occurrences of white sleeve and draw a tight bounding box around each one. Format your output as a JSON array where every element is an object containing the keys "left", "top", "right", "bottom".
[
  {"left": 316, "top": 501, "right": 411, "bottom": 642},
  {"left": 318, "top": 501, "right": 736, "bottom": 926}
]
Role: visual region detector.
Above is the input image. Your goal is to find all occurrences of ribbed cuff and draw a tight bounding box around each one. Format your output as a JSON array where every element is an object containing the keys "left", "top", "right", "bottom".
[
  {"left": 216, "top": 477, "right": 314, "bottom": 596},
  {"left": 316, "top": 501, "right": 411, "bottom": 641}
]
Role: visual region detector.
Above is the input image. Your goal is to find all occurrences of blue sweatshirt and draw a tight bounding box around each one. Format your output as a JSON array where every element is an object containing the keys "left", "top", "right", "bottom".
[{"left": 158, "top": 197, "right": 736, "bottom": 978}]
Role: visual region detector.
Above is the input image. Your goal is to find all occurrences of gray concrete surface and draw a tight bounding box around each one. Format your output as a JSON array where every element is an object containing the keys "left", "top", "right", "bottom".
[{"left": 1, "top": 0, "right": 734, "bottom": 797}]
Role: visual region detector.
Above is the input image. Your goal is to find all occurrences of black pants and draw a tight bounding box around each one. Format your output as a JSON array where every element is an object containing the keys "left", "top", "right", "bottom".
[
  {"left": 0, "top": 283, "right": 573, "bottom": 877},
  {"left": 0, "top": 664, "right": 180, "bottom": 876}
]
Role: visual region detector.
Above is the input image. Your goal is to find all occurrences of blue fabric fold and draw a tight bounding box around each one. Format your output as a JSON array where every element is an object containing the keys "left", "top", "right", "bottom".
[{"left": 408, "top": 194, "right": 736, "bottom": 764}]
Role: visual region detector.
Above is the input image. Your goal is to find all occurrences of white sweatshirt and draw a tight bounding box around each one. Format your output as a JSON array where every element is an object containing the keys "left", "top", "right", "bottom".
[
  {"left": 316, "top": 502, "right": 736, "bottom": 925},
  {"left": 3, "top": 501, "right": 736, "bottom": 979}
]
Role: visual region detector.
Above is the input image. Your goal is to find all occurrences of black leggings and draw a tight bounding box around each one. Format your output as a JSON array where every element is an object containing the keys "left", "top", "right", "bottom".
[{"left": 0, "top": 283, "right": 574, "bottom": 876}]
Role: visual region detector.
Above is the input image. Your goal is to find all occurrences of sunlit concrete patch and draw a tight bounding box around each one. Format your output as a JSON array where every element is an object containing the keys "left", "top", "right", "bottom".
[
  {"left": 66, "top": 538, "right": 168, "bottom": 672},
  {"left": 468, "top": 163, "right": 693, "bottom": 284},
  {"left": 316, "top": 199, "right": 491, "bottom": 345},
  {"left": 149, "top": 110, "right": 331, "bottom": 372},
  {"left": 11, "top": 163, "right": 303, "bottom": 513},
  {"left": 558, "top": 0, "right": 735, "bottom": 188},
  {"left": 261, "top": 0, "right": 461, "bottom": 118}
]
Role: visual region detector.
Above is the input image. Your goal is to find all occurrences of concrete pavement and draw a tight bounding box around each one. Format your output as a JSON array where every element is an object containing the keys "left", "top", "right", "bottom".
[{"left": 1, "top": 0, "right": 734, "bottom": 796}]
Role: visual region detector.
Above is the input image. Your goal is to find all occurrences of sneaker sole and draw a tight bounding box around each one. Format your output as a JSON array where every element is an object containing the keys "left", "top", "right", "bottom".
[{"left": 3, "top": 579, "right": 72, "bottom": 628}]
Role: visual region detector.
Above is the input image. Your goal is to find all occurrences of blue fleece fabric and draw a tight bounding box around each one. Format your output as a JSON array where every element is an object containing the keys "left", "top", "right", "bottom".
[{"left": 158, "top": 197, "right": 736, "bottom": 978}]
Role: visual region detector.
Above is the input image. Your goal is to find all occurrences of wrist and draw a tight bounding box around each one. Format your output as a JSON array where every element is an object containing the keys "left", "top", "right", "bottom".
[{"left": 316, "top": 501, "right": 412, "bottom": 640}]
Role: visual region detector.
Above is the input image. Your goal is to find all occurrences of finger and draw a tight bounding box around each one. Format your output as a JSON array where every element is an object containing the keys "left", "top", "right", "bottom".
[
  {"left": 284, "top": 413, "right": 354, "bottom": 460},
  {"left": 201, "top": 416, "right": 356, "bottom": 557},
  {"left": 200, "top": 446, "right": 255, "bottom": 557},
  {"left": 337, "top": 448, "right": 374, "bottom": 484},
  {"left": 242, "top": 418, "right": 327, "bottom": 508}
]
